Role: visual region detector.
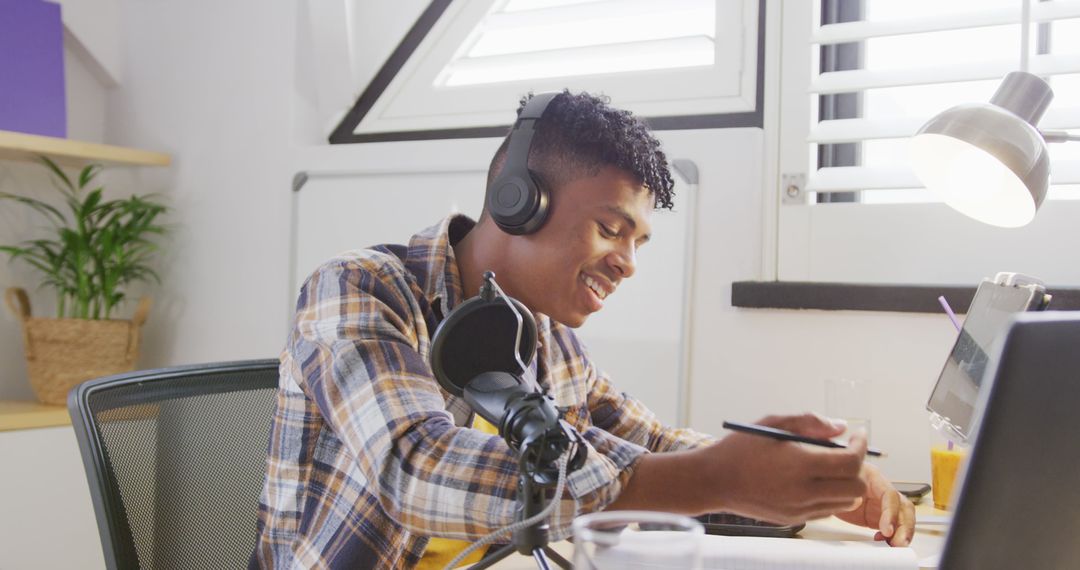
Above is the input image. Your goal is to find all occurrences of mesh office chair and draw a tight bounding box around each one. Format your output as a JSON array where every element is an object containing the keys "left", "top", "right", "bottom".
[{"left": 68, "top": 360, "right": 279, "bottom": 570}]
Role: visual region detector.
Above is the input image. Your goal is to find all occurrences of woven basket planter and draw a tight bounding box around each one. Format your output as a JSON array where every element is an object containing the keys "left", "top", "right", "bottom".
[{"left": 5, "top": 288, "right": 151, "bottom": 405}]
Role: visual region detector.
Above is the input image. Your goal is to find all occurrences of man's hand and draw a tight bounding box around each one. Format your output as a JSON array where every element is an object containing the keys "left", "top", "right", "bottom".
[
  {"left": 704, "top": 413, "right": 868, "bottom": 525},
  {"left": 834, "top": 463, "right": 916, "bottom": 546},
  {"left": 606, "top": 412, "right": 916, "bottom": 550}
]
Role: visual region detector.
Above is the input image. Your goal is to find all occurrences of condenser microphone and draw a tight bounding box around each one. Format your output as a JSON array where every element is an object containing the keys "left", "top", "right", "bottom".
[{"left": 430, "top": 272, "right": 585, "bottom": 482}]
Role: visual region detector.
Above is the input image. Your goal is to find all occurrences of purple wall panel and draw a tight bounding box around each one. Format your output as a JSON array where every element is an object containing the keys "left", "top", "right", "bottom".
[{"left": 0, "top": 0, "right": 66, "bottom": 137}]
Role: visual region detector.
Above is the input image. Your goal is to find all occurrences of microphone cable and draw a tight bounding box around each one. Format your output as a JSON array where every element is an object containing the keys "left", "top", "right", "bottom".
[{"left": 442, "top": 449, "right": 573, "bottom": 570}]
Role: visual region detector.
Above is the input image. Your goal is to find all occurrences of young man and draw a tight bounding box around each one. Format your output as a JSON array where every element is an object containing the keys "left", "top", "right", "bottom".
[{"left": 253, "top": 91, "right": 915, "bottom": 569}]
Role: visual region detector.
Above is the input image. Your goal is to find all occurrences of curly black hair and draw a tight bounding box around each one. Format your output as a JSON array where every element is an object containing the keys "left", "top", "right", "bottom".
[{"left": 486, "top": 90, "right": 675, "bottom": 211}]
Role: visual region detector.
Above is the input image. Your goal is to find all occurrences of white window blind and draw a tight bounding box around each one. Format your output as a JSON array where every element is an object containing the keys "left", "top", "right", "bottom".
[
  {"left": 774, "top": 0, "right": 1080, "bottom": 285},
  {"left": 806, "top": 0, "right": 1080, "bottom": 200}
]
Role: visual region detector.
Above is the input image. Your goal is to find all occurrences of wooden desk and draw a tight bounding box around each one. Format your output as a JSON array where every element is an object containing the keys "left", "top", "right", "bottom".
[{"left": 493, "top": 503, "right": 948, "bottom": 569}]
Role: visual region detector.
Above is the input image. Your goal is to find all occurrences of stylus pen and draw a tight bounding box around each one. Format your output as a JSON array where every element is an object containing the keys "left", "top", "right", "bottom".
[{"left": 722, "top": 421, "right": 887, "bottom": 457}]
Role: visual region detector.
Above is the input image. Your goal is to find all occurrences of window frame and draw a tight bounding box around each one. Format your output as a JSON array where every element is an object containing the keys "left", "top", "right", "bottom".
[{"left": 330, "top": 0, "right": 766, "bottom": 144}]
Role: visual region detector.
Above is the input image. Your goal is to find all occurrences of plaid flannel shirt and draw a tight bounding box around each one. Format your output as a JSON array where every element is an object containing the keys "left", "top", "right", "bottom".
[{"left": 253, "top": 215, "right": 714, "bottom": 569}]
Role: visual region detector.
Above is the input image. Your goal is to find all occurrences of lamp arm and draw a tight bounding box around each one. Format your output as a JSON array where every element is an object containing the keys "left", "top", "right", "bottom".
[
  {"left": 1041, "top": 130, "right": 1080, "bottom": 144},
  {"left": 1021, "top": 0, "right": 1031, "bottom": 73}
]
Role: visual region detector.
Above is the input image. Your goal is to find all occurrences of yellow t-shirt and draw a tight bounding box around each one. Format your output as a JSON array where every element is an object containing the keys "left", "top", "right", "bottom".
[{"left": 416, "top": 415, "right": 499, "bottom": 569}]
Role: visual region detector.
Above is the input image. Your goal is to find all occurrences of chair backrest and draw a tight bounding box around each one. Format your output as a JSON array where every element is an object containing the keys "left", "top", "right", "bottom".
[{"left": 68, "top": 360, "right": 279, "bottom": 570}]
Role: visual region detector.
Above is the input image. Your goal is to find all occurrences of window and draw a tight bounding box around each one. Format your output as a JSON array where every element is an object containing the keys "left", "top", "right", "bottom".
[
  {"left": 335, "top": 0, "right": 759, "bottom": 139},
  {"left": 436, "top": 0, "right": 717, "bottom": 87},
  {"left": 775, "top": 0, "right": 1080, "bottom": 286}
]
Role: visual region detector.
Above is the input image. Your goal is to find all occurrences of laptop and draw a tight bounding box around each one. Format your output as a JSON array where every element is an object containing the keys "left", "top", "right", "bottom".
[{"left": 939, "top": 311, "right": 1080, "bottom": 568}]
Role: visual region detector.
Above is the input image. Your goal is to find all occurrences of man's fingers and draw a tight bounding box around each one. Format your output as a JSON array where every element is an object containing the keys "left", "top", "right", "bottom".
[
  {"left": 820, "top": 430, "right": 869, "bottom": 476},
  {"left": 759, "top": 412, "right": 847, "bottom": 439},
  {"left": 800, "top": 500, "right": 865, "bottom": 521},
  {"left": 809, "top": 477, "right": 867, "bottom": 503},
  {"left": 888, "top": 494, "right": 917, "bottom": 547},
  {"left": 810, "top": 448, "right": 865, "bottom": 478},
  {"left": 846, "top": 429, "right": 869, "bottom": 455},
  {"left": 877, "top": 489, "right": 899, "bottom": 537}
]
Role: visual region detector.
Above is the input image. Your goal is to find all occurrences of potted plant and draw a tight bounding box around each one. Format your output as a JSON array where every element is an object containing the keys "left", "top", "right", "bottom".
[{"left": 2, "top": 157, "right": 167, "bottom": 405}]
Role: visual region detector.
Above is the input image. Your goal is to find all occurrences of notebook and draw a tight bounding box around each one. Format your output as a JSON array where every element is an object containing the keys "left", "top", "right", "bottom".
[{"left": 588, "top": 532, "right": 917, "bottom": 569}]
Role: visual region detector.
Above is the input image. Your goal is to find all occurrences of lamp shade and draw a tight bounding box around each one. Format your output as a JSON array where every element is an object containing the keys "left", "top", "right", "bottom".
[{"left": 910, "top": 72, "right": 1053, "bottom": 228}]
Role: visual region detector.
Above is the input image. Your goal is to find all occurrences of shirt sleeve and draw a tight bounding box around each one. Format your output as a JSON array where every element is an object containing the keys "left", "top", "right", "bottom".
[
  {"left": 288, "top": 256, "right": 642, "bottom": 541},
  {"left": 534, "top": 327, "right": 718, "bottom": 531},
  {"left": 585, "top": 360, "right": 716, "bottom": 453}
]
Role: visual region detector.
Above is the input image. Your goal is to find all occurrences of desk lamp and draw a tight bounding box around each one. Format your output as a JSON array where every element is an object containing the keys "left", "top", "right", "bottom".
[
  {"left": 910, "top": 71, "right": 1052, "bottom": 228},
  {"left": 909, "top": 0, "right": 1079, "bottom": 228}
]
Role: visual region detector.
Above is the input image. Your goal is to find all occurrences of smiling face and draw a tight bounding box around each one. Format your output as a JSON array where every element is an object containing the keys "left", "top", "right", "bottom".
[{"left": 501, "top": 165, "right": 654, "bottom": 328}]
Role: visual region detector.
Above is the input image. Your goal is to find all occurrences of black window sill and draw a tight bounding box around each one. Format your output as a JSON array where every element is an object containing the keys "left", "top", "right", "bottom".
[{"left": 731, "top": 281, "right": 1080, "bottom": 313}]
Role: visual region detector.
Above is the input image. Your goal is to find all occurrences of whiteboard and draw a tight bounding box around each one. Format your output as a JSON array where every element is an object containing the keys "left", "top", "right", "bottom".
[{"left": 291, "top": 164, "right": 697, "bottom": 426}]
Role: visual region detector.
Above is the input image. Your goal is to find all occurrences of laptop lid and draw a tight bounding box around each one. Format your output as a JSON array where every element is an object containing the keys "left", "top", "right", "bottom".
[{"left": 940, "top": 311, "right": 1080, "bottom": 569}]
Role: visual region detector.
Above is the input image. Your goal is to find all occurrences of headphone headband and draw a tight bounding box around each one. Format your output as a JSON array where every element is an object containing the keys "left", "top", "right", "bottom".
[{"left": 519, "top": 92, "right": 559, "bottom": 120}]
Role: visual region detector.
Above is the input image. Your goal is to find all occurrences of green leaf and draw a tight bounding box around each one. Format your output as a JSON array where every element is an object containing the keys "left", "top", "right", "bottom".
[
  {"left": 78, "top": 164, "right": 102, "bottom": 189},
  {"left": 39, "top": 156, "right": 73, "bottom": 191},
  {"left": 81, "top": 188, "right": 104, "bottom": 219},
  {"left": 0, "top": 192, "right": 67, "bottom": 225}
]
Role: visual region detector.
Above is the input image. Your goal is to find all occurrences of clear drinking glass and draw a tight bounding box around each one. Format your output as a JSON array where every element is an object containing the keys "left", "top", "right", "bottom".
[
  {"left": 572, "top": 510, "right": 704, "bottom": 570},
  {"left": 825, "top": 377, "right": 873, "bottom": 441}
]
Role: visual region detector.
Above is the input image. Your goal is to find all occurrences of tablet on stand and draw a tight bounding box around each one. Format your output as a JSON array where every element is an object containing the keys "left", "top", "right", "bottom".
[{"left": 926, "top": 272, "right": 1051, "bottom": 443}]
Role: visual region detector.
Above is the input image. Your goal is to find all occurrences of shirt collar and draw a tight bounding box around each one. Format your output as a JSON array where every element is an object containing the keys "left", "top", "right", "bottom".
[
  {"left": 406, "top": 214, "right": 475, "bottom": 321},
  {"left": 408, "top": 215, "right": 561, "bottom": 395}
]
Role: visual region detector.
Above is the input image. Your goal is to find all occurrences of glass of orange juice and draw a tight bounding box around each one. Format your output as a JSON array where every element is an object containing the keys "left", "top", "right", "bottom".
[{"left": 930, "top": 445, "right": 966, "bottom": 510}]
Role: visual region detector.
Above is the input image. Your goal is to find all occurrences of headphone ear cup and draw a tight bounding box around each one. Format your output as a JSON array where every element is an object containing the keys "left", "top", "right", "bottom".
[
  {"left": 489, "top": 172, "right": 550, "bottom": 235},
  {"left": 515, "top": 171, "right": 550, "bottom": 235}
]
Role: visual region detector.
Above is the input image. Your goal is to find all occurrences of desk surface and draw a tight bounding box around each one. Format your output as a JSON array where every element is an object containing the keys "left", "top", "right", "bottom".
[{"left": 494, "top": 503, "right": 947, "bottom": 569}]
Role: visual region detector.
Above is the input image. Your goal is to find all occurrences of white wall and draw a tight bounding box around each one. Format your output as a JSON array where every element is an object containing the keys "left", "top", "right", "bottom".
[
  {"left": 659, "top": 127, "right": 953, "bottom": 481},
  {"left": 99, "top": 0, "right": 296, "bottom": 369},
  {"left": 56, "top": 0, "right": 123, "bottom": 86},
  {"left": 692, "top": 310, "right": 957, "bottom": 481}
]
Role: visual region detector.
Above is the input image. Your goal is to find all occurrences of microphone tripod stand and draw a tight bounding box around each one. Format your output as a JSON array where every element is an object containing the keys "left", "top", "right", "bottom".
[{"left": 468, "top": 457, "right": 572, "bottom": 570}]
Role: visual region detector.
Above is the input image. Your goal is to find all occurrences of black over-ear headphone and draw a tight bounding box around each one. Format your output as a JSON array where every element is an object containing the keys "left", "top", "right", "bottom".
[{"left": 486, "top": 92, "right": 560, "bottom": 235}]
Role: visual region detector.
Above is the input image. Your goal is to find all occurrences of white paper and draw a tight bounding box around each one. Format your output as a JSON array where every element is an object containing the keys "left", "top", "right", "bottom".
[
  {"left": 700, "top": 535, "right": 918, "bottom": 570},
  {"left": 589, "top": 533, "right": 918, "bottom": 570}
]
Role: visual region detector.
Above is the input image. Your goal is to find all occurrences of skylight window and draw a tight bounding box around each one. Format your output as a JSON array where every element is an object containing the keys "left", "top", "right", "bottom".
[
  {"left": 437, "top": 0, "right": 716, "bottom": 87},
  {"left": 333, "top": 0, "right": 757, "bottom": 138}
]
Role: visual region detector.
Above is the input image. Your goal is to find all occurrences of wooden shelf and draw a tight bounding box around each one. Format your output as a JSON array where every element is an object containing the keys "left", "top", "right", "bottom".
[
  {"left": 0, "top": 129, "right": 171, "bottom": 167},
  {"left": 0, "top": 400, "right": 71, "bottom": 431}
]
